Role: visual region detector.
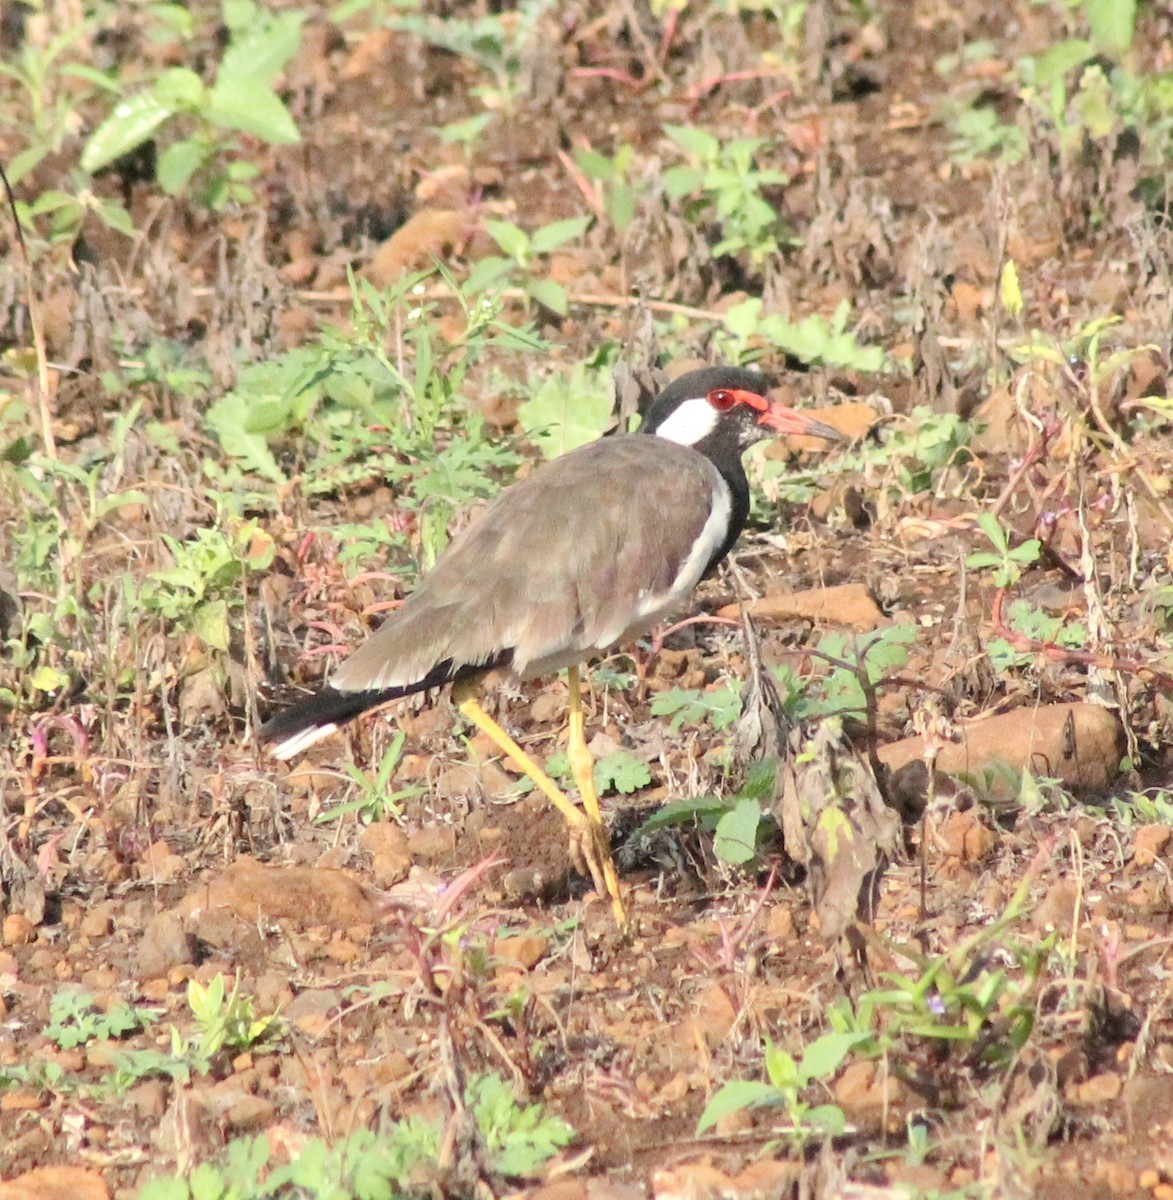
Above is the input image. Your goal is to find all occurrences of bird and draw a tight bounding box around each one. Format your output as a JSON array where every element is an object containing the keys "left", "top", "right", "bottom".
[{"left": 259, "top": 365, "right": 843, "bottom": 927}]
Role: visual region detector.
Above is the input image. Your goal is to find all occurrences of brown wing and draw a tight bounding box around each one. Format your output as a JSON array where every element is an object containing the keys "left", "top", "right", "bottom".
[{"left": 330, "top": 435, "right": 725, "bottom": 692}]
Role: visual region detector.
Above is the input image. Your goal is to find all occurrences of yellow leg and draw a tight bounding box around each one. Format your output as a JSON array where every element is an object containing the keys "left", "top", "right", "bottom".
[
  {"left": 566, "top": 666, "right": 626, "bottom": 926},
  {"left": 453, "top": 676, "right": 628, "bottom": 928}
]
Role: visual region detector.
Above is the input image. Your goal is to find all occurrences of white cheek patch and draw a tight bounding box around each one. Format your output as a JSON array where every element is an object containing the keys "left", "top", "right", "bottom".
[{"left": 653, "top": 396, "right": 719, "bottom": 446}]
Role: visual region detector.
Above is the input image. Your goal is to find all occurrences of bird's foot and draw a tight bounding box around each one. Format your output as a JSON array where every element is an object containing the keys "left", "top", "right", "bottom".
[{"left": 563, "top": 806, "right": 628, "bottom": 930}]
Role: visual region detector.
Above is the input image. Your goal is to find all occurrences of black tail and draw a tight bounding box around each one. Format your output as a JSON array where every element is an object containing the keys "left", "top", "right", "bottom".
[{"left": 258, "top": 686, "right": 399, "bottom": 751}]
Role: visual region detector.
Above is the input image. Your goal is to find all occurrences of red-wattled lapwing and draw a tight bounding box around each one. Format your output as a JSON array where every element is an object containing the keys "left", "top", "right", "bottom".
[{"left": 260, "top": 365, "right": 842, "bottom": 926}]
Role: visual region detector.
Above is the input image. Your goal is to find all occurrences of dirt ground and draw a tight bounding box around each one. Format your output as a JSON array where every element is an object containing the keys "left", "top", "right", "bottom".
[{"left": 3, "top": 0, "right": 1173, "bottom": 1197}]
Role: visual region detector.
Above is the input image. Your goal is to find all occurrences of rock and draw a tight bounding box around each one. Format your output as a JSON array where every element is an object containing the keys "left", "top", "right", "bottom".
[
  {"left": 406, "top": 825, "right": 458, "bottom": 862},
  {"left": 881, "top": 703, "right": 1122, "bottom": 803},
  {"left": 1032, "top": 881, "right": 1079, "bottom": 933},
  {"left": 136, "top": 912, "right": 195, "bottom": 979},
  {"left": 176, "top": 857, "right": 379, "bottom": 929},
  {"left": 0, "top": 1168, "right": 108, "bottom": 1200},
  {"left": 285, "top": 989, "right": 344, "bottom": 1038},
  {"left": 1133, "top": 824, "right": 1171, "bottom": 867},
  {"left": 693, "top": 983, "right": 737, "bottom": 1045},
  {"left": 931, "top": 808, "right": 997, "bottom": 861},
  {"left": 2, "top": 914, "right": 36, "bottom": 946},
  {"left": 717, "top": 582, "right": 884, "bottom": 631},
  {"left": 1069, "top": 1072, "right": 1122, "bottom": 1105},
  {"left": 359, "top": 823, "right": 412, "bottom": 887},
  {"left": 493, "top": 933, "right": 549, "bottom": 971}
]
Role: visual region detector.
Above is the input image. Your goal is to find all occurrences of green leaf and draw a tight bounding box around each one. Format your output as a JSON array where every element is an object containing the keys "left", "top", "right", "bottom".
[
  {"left": 482, "top": 219, "right": 530, "bottom": 261},
  {"left": 529, "top": 215, "right": 591, "bottom": 254},
  {"left": 663, "top": 123, "right": 719, "bottom": 160},
  {"left": 157, "top": 140, "right": 207, "bottom": 195},
  {"left": 714, "top": 796, "right": 762, "bottom": 865},
  {"left": 30, "top": 665, "right": 70, "bottom": 693},
  {"left": 465, "top": 255, "right": 513, "bottom": 292},
  {"left": 1031, "top": 38, "right": 1095, "bottom": 89},
  {"left": 207, "top": 76, "right": 300, "bottom": 143},
  {"left": 81, "top": 91, "right": 178, "bottom": 173},
  {"left": 525, "top": 277, "right": 569, "bottom": 316},
  {"left": 192, "top": 600, "right": 230, "bottom": 651},
  {"left": 798, "top": 1031, "right": 870, "bottom": 1081},
  {"left": 218, "top": 9, "right": 304, "bottom": 85},
  {"left": 1085, "top": 0, "right": 1135, "bottom": 54},
  {"left": 696, "top": 1080, "right": 781, "bottom": 1133},
  {"left": 153, "top": 66, "right": 206, "bottom": 109},
  {"left": 660, "top": 165, "right": 705, "bottom": 198},
  {"left": 517, "top": 364, "right": 612, "bottom": 457},
  {"left": 7, "top": 143, "right": 47, "bottom": 185},
  {"left": 593, "top": 751, "right": 652, "bottom": 796}
]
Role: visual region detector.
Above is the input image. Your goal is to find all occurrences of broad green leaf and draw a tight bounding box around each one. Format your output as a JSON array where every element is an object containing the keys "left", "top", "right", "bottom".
[
  {"left": 1031, "top": 39, "right": 1095, "bottom": 89},
  {"left": 157, "top": 140, "right": 207, "bottom": 195},
  {"left": 153, "top": 66, "right": 206, "bottom": 109},
  {"left": 81, "top": 91, "right": 177, "bottom": 173},
  {"left": 798, "top": 1031, "right": 870, "bottom": 1081},
  {"left": 525, "top": 277, "right": 569, "bottom": 316},
  {"left": 482, "top": 219, "right": 530, "bottom": 261},
  {"left": 663, "top": 123, "right": 719, "bottom": 160},
  {"left": 95, "top": 199, "right": 137, "bottom": 237},
  {"left": 207, "top": 77, "right": 300, "bottom": 143},
  {"left": 660, "top": 165, "right": 705, "bottom": 198},
  {"left": 714, "top": 796, "right": 762, "bottom": 865},
  {"left": 30, "top": 665, "right": 71, "bottom": 693},
  {"left": 192, "top": 600, "right": 230, "bottom": 651},
  {"left": 465, "top": 255, "right": 513, "bottom": 292},
  {"left": 1085, "top": 0, "right": 1135, "bottom": 54},
  {"left": 218, "top": 9, "right": 304, "bottom": 85},
  {"left": 8, "top": 144, "right": 47, "bottom": 185},
  {"left": 517, "top": 364, "right": 612, "bottom": 457},
  {"left": 696, "top": 1081, "right": 781, "bottom": 1133},
  {"left": 530, "top": 215, "right": 590, "bottom": 254},
  {"left": 593, "top": 751, "right": 652, "bottom": 796}
]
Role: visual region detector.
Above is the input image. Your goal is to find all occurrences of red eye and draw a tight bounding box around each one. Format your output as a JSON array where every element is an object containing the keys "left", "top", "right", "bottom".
[{"left": 708, "top": 389, "right": 738, "bottom": 410}]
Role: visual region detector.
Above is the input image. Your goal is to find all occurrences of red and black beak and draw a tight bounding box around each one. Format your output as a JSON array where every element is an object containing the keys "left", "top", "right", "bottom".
[{"left": 721, "top": 388, "right": 845, "bottom": 443}]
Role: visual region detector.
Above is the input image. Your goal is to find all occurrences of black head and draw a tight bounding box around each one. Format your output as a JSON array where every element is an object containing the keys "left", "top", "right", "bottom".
[{"left": 641, "top": 366, "right": 841, "bottom": 460}]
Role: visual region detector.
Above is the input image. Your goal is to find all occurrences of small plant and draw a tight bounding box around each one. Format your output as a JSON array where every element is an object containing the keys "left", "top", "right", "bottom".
[
  {"left": 627, "top": 758, "right": 778, "bottom": 867},
  {"left": 795, "top": 621, "right": 919, "bottom": 722},
  {"left": 717, "top": 297, "right": 887, "bottom": 373},
  {"left": 82, "top": 0, "right": 303, "bottom": 210},
  {"left": 318, "top": 731, "right": 426, "bottom": 823},
  {"left": 186, "top": 973, "right": 284, "bottom": 1060},
  {"left": 662, "top": 125, "right": 789, "bottom": 266},
  {"left": 45, "top": 987, "right": 155, "bottom": 1050},
  {"left": 965, "top": 512, "right": 1041, "bottom": 590},
  {"left": 140, "top": 517, "right": 276, "bottom": 652},
  {"left": 697, "top": 1029, "right": 866, "bottom": 1137},
  {"left": 544, "top": 747, "right": 653, "bottom": 797},
  {"left": 649, "top": 682, "right": 741, "bottom": 732},
  {"left": 986, "top": 598, "right": 1087, "bottom": 672},
  {"left": 390, "top": 1, "right": 548, "bottom": 116},
  {"left": 573, "top": 143, "right": 639, "bottom": 233},
  {"left": 516, "top": 361, "right": 615, "bottom": 457},
  {"left": 137, "top": 1071, "right": 572, "bottom": 1200},
  {"left": 466, "top": 216, "right": 592, "bottom": 315}
]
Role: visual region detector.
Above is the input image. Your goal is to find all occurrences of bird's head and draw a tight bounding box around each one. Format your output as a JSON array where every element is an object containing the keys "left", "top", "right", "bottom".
[{"left": 642, "top": 366, "right": 843, "bottom": 454}]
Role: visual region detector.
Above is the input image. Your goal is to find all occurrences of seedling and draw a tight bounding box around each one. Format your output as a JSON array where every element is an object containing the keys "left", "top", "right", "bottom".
[
  {"left": 717, "top": 296, "right": 887, "bottom": 372},
  {"left": 317, "top": 731, "right": 426, "bottom": 822},
  {"left": 662, "top": 125, "right": 789, "bottom": 266},
  {"left": 965, "top": 512, "right": 1041, "bottom": 590},
  {"left": 697, "top": 1029, "right": 866, "bottom": 1138},
  {"left": 82, "top": 0, "right": 304, "bottom": 210},
  {"left": 466, "top": 216, "right": 592, "bottom": 315}
]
